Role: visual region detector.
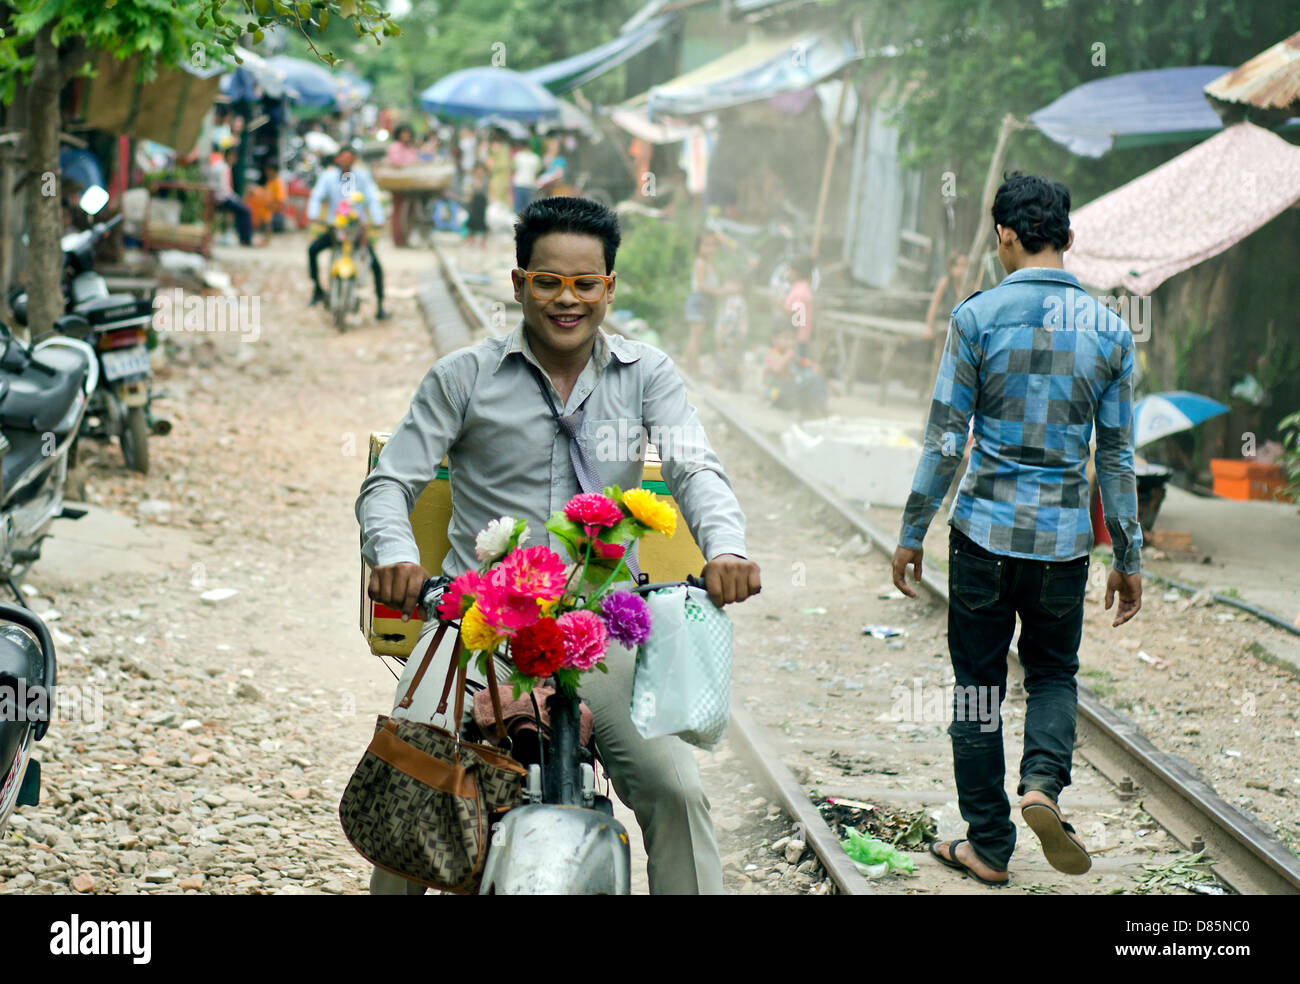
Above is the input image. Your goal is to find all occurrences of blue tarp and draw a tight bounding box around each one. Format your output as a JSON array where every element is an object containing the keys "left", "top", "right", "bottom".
[
  {"left": 1029, "top": 66, "right": 1234, "bottom": 157},
  {"left": 525, "top": 14, "right": 676, "bottom": 94},
  {"left": 268, "top": 55, "right": 345, "bottom": 108}
]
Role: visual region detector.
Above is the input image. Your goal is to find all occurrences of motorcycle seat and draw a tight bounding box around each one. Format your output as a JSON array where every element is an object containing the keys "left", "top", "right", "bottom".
[
  {"left": 0, "top": 344, "right": 89, "bottom": 432},
  {"left": 76, "top": 293, "right": 150, "bottom": 324}
]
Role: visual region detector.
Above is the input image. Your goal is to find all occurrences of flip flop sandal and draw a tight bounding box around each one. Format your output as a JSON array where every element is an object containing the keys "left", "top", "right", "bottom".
[
  {"left": 1022, "top": 803, "right": 1092, "bottom": 874},
  {"left": 927, "top": 839, "right": 1008, "bottom": 887}
]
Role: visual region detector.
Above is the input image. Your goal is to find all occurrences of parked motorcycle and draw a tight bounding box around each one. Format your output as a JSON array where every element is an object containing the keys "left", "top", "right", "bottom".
[
  {"left": 0, "top": 604, "right": 57, "bottom": 837},
  {"left": 0, "top": 316, "right": 95, "bottom": 596},
  {"left": 325, "top": 196, "right": 373, "bottom": 333},
  {"left": 9, "top": 185, "right": 166, "bottom": 474}
]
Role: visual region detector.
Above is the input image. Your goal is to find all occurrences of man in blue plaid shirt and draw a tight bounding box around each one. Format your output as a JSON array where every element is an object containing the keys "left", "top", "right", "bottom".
[{"left": 892, "top": 172, "right": 1143, "bottom": 886}]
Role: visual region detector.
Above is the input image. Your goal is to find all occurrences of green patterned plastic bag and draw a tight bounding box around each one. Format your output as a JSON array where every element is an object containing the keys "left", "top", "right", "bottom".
[{"left": 629, "top": 585, "right": 733, "bottom": 750}]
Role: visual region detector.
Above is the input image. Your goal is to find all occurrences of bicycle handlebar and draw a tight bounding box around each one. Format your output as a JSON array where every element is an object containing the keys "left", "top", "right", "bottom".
[{"left": 416, "top": 573, "right": 706, "bottom": 620}]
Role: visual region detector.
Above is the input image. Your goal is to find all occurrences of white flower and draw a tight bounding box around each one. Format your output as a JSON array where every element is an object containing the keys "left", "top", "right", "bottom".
[{"left": 475, "top": 516, "right": 527, "bottom": 562}]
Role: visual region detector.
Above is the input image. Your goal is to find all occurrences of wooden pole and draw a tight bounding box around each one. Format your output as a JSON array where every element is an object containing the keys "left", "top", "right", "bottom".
[
  {"left": 921, "top": 112, "right": 1023, "bottom": 405},
  {"left": 810, "top": 74, "right": 851, "bottom": 259},
  {"left": 958, "top": 112, "right": 1022, "bottom": 299}
]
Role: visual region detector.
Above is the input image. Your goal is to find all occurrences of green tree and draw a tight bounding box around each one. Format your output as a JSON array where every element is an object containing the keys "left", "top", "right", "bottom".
[
  {"left": 0, "top": 0, "right": 395, "bottom": 336},
  {"left": 289, "top": 0, "right": 645, "bottom": 119},
  {"left": 849, "top": 0, "right": 1298, "bottom": 204}
]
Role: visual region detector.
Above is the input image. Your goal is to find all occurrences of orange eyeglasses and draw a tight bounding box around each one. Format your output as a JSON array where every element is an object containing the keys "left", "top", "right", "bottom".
[{"left": 515, "top": 269, "right": 613, "bottom": 303}]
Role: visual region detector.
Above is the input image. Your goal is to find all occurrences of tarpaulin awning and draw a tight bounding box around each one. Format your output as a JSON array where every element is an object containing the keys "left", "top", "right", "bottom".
[
  {"left": 220, "top": 47, "right": 287, "bottom": 101},
  {"left": 1063, "top": 122, "right": 1300, "bottom": 294},
  {"left": 623, "top": 30, "right": 861, "bottom": 118},
  {"left": 80, "top": 51, "right": 224, "bottom": 153},
  {"left": 525, "top": 14, "right": 677, "bottom": 94},
  {"left": 608, "top": 107, "right": 693, "bottom": 144},
  {"left": 1030, "top": 66, "right": 1234, "bottom": 157}
]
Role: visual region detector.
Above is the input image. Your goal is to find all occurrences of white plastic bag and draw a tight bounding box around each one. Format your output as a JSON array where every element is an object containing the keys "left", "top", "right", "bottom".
[{"left": 629, "top": 585, "right": 733, "bottom": 750}]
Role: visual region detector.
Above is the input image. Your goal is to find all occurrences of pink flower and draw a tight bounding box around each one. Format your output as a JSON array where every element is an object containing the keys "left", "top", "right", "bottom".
[
  {"left": 495, "top": 545, "right": 568, "bottom": 601},
  {"left": 557, "top": 609, "right": 608, "bottom": 671},
  {"left": 474, "top": 577, "right": 542, "bottom": 636},
  {"left": 437, "top": 570, "right": 484, "bottom": 621},
  {"left": 564, "top": 493, "right": 624, "bottom": 530}
]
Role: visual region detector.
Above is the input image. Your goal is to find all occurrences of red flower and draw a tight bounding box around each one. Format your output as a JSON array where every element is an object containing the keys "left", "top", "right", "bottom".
[
  {"left": 511, "top": 618, "right": 566, "bottom": 678},
  {"left": 589, "top": 538, "right": 625, "bottom": 561}
]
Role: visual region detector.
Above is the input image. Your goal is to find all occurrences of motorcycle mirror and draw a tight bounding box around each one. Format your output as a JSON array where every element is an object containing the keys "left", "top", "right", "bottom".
[{"left": 79, "top": 185, "right": 109, "bottom": 216}]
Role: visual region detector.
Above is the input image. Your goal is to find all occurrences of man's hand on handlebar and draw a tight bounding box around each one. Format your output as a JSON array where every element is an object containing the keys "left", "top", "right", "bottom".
[
  {"left": 702, "top": 554, "right": 761, "bottom": 609},
  {"left": 367, "top": 562, "right": 430, "bottom": 621}
]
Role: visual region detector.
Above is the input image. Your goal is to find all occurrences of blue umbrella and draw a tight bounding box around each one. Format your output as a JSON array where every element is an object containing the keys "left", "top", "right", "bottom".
[
  {"left": 1132, "top": 391, "right": 1229, "bottom": 447},
  {"left": 268, "top": 55, "right": 345, "bottom": 108},
  {"left": 419, "top": 66, "right": 560, "bottom": 122}
]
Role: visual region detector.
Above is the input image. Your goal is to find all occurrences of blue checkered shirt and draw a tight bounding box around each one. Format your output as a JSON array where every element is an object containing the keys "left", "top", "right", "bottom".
[{"left": 898, "top": 267, "right": 1142, "bottom": 574}]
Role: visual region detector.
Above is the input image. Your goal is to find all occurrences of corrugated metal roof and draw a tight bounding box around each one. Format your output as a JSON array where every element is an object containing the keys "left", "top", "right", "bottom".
[{"left": 1204, "top": 31, "right": 1300, "bottom": 112}]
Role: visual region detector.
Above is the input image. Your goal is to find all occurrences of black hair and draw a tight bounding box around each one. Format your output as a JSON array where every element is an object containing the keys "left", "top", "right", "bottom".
[
  {"left": 789, "top": 253, "right": 814, "bottom": 280},
  {"left": 991, "top": 171, "right": 1071, "bottom": 253},
  {"left": 514, "top": 196, "right": 621, "bottom": 273},
  {"left": 394, "top": 122, "right": 414, "bottom": 141}
]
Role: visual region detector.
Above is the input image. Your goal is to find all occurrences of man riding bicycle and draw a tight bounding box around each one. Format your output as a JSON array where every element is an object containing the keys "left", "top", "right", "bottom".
[
  {"left": 357, "top": 197, "right": 761, "bottom": 894},
  {"left": 307, "top": 146, "right": 389, "bottom": 320}
]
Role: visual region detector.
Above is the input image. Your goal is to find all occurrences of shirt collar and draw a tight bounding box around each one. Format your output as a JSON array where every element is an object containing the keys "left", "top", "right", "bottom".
[
  {"left": 494, "top": 321, "right": 642, "bottom": 374},
  {"left": 997, "top": 267, "right": 1083, "bottom": 289}
]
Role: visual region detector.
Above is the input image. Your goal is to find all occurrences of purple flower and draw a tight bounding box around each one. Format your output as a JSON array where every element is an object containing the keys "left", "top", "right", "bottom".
[{"left": 599, "top": 591, "right": 652, "bottom": 649}]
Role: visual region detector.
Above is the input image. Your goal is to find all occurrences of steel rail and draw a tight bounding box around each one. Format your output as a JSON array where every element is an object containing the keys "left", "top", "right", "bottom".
[{"left": 681, "top": 372, "right": 1300, "bottom": 896}]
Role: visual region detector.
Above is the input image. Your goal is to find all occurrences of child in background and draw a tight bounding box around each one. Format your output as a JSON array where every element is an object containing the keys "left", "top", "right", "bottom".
[
  {"left": 783, "top": 254, "right": 816, "bottom": 361},
  {"left": 246, "top": 163, "right": 287, "bottom": 236},
  {"left": 763, "top": 327, "right": 829, "bottom": 419},
  {"left": 712, "top": 277, "right": 748, "bottom": 392}
]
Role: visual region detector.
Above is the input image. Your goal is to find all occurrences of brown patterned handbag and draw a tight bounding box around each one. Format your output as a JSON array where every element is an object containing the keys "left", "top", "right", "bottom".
[{"left": 339, "top": 622, "right": 526, "bottom": 894}]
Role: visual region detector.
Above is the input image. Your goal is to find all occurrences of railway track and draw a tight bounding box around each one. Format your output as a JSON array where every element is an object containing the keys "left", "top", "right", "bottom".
[{"left": 428, "top": 243, "right": 1300, "bottom": 896}]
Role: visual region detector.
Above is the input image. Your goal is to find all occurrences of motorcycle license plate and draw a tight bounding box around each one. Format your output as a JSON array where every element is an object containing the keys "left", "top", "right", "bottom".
[{"left": 101, "top": 344, "right": 151, "bottom": 381}]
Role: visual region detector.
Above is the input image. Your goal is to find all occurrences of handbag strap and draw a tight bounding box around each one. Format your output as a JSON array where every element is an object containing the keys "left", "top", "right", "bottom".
[
  {"left": 392, "top": 618, "right": 507, "bottom": 744},
  {"left": 397, "top": 620, "right": 450, "bottom": 710},
  {"left": 528, "top": 362, "right": 644, "bottom": 583}
]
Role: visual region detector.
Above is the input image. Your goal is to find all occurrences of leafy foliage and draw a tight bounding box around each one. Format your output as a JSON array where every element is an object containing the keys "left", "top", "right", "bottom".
[
  {"left": 848, "top": 0, "right": 1300, "bottom": 204},
  {"left": 1279, "top": 411, "right": 1300, "bottom": 502},
  {"left": 278, "top": 0, "right": 645, "bottom": 117},
  {"left": 0, "top": 0, "right": 397, "bottom": 102},
  {"left": 612, "top": 209, "right": 699, "bottom": 348}
]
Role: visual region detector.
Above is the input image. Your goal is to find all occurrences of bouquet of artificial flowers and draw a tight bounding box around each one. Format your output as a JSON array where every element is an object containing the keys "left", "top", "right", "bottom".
[{"left": 436, "top": 487, "right": 677, "bottom": 697}]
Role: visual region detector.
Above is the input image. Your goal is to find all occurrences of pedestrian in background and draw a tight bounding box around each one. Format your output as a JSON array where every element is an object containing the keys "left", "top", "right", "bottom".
[
  {"left": 683, "top": 231, "right": 722, "bottom": 376},
  {"left": 510, "top": 140, "right": 541, "bottom": 214},
  {"left": 208, "top": 145, "right": 254, "bottom": 247},
  {"left": 891, "top": 171, "right": 1143, "bottom": 887},
  {"left": 465, "top": 162, "right": 490, "bottom": 250}
]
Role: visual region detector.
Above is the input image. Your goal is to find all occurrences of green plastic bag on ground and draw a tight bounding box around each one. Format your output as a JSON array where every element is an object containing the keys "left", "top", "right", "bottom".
[{"left": 842, "top": 829, "right": 914, "bottom": 875}]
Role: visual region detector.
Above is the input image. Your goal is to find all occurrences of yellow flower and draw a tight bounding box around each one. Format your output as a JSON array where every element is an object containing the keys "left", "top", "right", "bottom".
[
  {"left": 461, "top": 604, "right": 504, "bottom": 652},
  {"left": 622, "top": 488, "right": 676, "bottom": 537},
  {"left": 537, "top": 596, "right": 561, "bottom": 616}
]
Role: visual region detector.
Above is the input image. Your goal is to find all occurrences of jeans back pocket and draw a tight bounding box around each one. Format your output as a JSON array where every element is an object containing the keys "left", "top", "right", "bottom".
[
  {"left": 1040, "top": 557, "right": 1089, "bottom": 618},
  {"left": 950, "top": 546, "right": 1003, "bottom": 611}
]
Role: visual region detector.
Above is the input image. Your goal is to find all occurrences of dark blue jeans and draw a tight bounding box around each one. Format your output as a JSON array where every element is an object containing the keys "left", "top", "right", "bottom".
[{"left": 946, "top": 527, "right": 1089, "bottom": 870}]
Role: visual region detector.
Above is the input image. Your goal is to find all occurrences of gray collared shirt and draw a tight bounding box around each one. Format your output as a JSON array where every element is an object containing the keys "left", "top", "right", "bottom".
[{"left": 357, "top": 323, "right": 748, "bottom": 578}]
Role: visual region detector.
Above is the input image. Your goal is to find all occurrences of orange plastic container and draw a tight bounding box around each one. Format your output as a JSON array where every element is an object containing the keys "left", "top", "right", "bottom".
[{"left": 1211, "top": 459, "right": 1289, "bottom": 501}]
